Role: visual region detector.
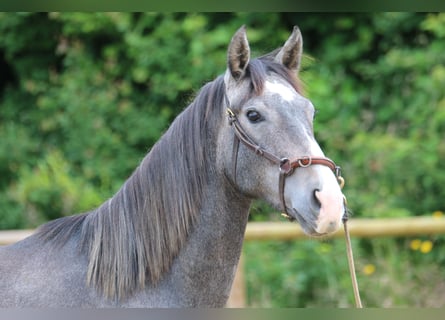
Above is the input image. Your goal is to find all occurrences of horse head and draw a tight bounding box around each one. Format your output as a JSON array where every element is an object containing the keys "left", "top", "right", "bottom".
[{"left": 220, "top": 26, "right": 346, "bottom": 236}]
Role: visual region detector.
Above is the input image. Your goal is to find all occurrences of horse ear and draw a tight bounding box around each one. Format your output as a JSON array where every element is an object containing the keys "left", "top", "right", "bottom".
[
  {"left": 275, "top": 26, "right": 303, "bottom": 72},
  {"left": 227, "top": 25, "right": 250, "bottom": 81}
]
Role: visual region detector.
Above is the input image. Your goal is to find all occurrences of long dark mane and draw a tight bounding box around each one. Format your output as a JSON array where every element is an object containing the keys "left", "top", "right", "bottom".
[{"left": 35, "top": 56, "right": 301, "bottom": 300}]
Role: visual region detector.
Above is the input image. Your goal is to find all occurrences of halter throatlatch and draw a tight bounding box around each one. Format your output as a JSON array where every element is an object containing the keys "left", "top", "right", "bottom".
[{"left": 227, "top": 107, "right": 362, "bottom": 308}]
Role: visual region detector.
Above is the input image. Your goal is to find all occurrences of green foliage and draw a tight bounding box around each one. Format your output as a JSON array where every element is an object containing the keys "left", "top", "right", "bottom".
[
  {"left": 11, "top": 150, "right": 104, "bottom": 225},
  {"left": 244, "top": 240, "right": 352, "bottom": 307},
  {"left": 294, "top": 12, "right": 445, "bottom": 218},
  {"left": 1, "top": 13, "right": 444, "bottom": 306},
  {"left": 0, "top": 12, "right": 288, "bottom": 228},
  {"left": 244, "top": 233, "right": 445, "bottom": 307}
]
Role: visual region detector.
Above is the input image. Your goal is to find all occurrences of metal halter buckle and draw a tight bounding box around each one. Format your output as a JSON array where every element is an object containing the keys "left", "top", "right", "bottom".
[
  {"left": 279, "top": 158, "right": 292, "bottom": 175},
  {"left": 226, "top": 108, "right": 236, "bottom": 124}
]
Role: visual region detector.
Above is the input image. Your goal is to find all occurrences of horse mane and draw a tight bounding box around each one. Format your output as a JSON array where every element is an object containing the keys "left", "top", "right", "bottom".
[{"left": 34, "top": 56, "right": 301, "bottom": 301}]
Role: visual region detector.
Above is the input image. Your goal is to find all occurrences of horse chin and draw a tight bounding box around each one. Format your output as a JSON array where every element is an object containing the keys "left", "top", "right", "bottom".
[
  {"left": 288, "top": 208, "right": 319, "bottom": 236},
  {"left": 289, "top": 208, "right": 334, "bottom": 237}
]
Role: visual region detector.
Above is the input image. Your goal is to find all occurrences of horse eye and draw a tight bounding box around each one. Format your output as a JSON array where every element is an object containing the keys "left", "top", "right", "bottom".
[{"left": 246, "top": 110, "right": 262, "bottom": 123}]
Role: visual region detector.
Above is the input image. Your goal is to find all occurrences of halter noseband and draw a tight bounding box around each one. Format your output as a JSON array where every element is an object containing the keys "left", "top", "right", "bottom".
[{"left": 226, "top": 107, "right": 344, "bottom": 220}]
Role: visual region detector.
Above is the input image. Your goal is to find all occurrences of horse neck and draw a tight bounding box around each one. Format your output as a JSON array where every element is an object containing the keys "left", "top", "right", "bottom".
[
  {"left": 82, "top": 98, "right": 252, "bottom": 304},
  {"left": 124, "top": 114, "right": 252, "bottom": 306},
  {"left": 159, "top": 173, "right": 252, "bottom": 307}
]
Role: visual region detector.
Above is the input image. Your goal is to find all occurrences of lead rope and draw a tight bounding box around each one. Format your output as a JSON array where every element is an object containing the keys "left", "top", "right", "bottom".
[
  {"left": 343, "top": 215, "right": 363, "bottom": 308},
  {"left": 340, "top": 176, "right": 363, "bottom": 308}
]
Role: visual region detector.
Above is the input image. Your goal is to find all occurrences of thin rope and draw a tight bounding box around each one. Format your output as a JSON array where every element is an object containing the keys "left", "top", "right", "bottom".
[{"left": 343, "top": 218, "right": 363, "bottom": 308}]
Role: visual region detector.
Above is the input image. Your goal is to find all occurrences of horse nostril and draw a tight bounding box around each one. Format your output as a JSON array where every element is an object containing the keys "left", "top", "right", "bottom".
[{"left": 313, "top": 189, "right": 321, "bottom": 209}]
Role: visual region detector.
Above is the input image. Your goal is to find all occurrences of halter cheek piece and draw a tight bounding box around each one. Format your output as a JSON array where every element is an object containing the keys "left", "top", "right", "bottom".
[{"left": 226, "top": 107, "right": 345, "bottom": 220}]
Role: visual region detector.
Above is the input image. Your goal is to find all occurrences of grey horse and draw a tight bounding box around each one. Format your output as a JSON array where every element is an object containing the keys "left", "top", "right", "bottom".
[{"left": 0, "top": 26, "right": 346, "bottom": 307}]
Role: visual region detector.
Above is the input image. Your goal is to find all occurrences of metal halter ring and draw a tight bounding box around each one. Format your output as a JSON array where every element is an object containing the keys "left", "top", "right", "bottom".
[
  {"left": 334, "top": 165, "right": 345, "bottom": 189},
  {"left": 338, "top": 176, "right": 345, "bottom": 189},
  {"left": 297, "top": 157, "right": 312, "bottom": 168}
]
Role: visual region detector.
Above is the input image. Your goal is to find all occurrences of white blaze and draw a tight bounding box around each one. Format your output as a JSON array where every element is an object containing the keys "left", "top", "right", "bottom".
[
  {"left": 308, "top": 137, "right": 324, "bottom": 157},
  {"left": 265, "top": 81, "right": 295, "bottom": 102},
  {"left": 266, "top": 80, "right": 344, "bottom": 235}
]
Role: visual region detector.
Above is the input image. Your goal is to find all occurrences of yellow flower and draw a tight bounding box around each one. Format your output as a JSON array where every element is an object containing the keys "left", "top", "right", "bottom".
[
  {"left": 410, "top": 239, "right": 422, "bottom": 251},
  {"left": 432, "top": 211, "right": 444, "bottom": 218},
  {"left": 420, "top": 240, "right": 433, "bottom": 254},
  {"left": 363, "top": 264, "right": 376, "bottom": 276}
]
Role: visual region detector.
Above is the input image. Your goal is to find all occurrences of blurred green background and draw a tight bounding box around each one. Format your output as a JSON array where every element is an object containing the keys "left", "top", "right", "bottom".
[{"left": 1, "top": 12, "right": 445, "bottom": 307}]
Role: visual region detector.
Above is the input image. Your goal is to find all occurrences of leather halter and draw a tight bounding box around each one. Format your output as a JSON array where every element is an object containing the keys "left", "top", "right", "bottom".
[{"left": 226, "top": 107, "right": 344, "bottom": 220}]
